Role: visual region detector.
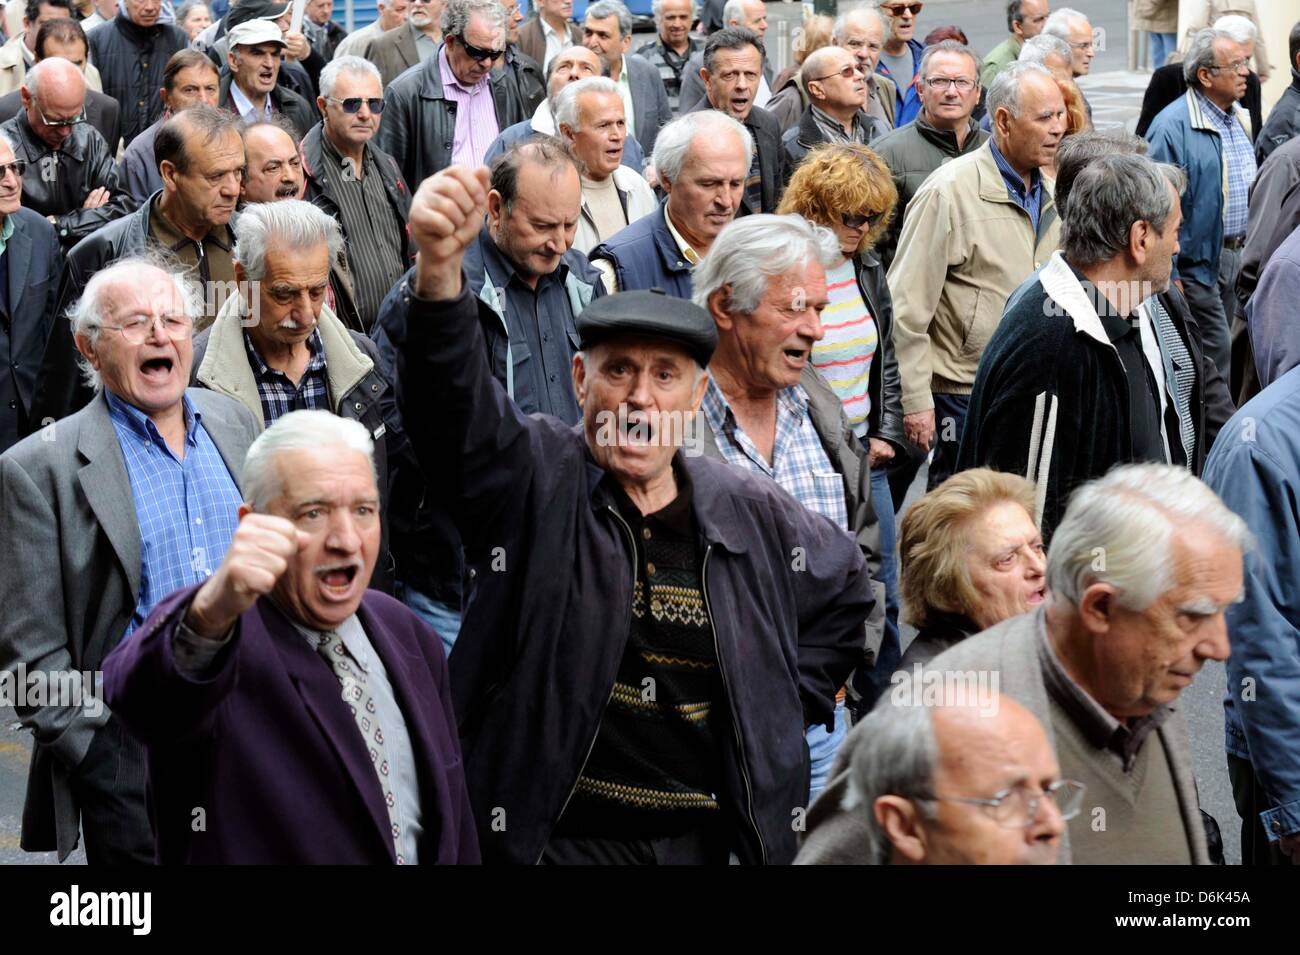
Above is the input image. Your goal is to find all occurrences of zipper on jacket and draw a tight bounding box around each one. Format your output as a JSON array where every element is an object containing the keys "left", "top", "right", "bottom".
[
  {"left": 701, "top": 543, "right": 768, "bottom": 865},
  {"left": 534, "top": 504, "right": 638, "bottom": 864}
]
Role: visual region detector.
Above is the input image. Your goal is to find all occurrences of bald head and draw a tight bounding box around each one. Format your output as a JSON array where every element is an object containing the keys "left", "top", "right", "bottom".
[{"left": 22, "top": 56, "right": 86, "bottom": 150}]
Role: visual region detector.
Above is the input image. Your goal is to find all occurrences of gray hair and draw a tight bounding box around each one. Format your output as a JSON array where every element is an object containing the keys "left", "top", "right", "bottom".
[
  {"left": 838, "top": 683, "right": 939, "bottom": 866},
  {"left": 652, "top": 109, "right": 753, "bottom": 185},
  {"left": 1018, "top": 33, "right": 1072, "bottom": 68},
  {"left": 1184, "top": 27, "right": 1236, "bottom": 86},
  {"left": 68, "top": 256, "right": 201, "bottom": 393},
  {"left": 1060, "top": 154, "right": 1185, "bottom": 265},
  {"left": 440, "top": 0, "right": 506, "bottom": 39},
  {"left": 243, "top": 410, "right": 377, "bottom": 512},
  {"left": 651, "top": 0, "right": 696, "bottom": 23},
  {"left": 585, "top": 0, "right": 632, "bottom": 38},
  {"left": 1042, "top": 7, "right": 1088, "bottom": 42},
  {"left": 691, "top": 214, "right": 841, "bottom": 315},
  {"left": 1047, "top": 464, "right": 1253, "bottom": 612},
  {"left": 554, "top": 75, "right": 620, "bottom": 132},
  {"left": 986, "top": 60, "right": 1053, "bottom": 119},
  {"left": 918, "top": 39, "right": 979, "bottom": 82},
  {"left": 723, "top": 0, "right": 761, "bottom": 28},
  {"left": 0, "top": 132, "right": 17, "bottom": 161},
  {"left": 176, "top": 0, "right": 209, "bottom": 24},
  {"left": 832, "top": 6, "right": 885, "bottom": 41},
  {"left": 319, "top": 55, "right": 381, "bottom": 100},
  {"left": 232, "top": 200, "right": 344, "bottom": 282},
  {"left": 1213, "top": 14, "right": 1257, "bottom": 46}
]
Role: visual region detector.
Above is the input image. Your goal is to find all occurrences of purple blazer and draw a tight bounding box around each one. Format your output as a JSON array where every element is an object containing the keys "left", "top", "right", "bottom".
[{"left": 103, "top": 584, "right": 479, "bottom": 864}]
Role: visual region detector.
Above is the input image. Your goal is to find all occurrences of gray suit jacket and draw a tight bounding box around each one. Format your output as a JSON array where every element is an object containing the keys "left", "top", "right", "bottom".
[
  {"left": 796, "top": 608, "right": 1210, "bottom": 864},
  {"left": 0, "top": 387, "right": 259, "bottom": 859},
  {"left": 623, "top": 52, "right": 673, "bottom": 158},
  {"left": 365, "top": 21, "right": 424, "bottom": 88}
]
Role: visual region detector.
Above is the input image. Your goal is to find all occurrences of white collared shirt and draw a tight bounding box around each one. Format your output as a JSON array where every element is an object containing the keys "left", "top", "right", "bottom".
[
  {"left": 541, "top": 17, "right": 566, "bottom": 70},
  {"left": 229, "top": 82, "right": 272, "bottom": 123}
]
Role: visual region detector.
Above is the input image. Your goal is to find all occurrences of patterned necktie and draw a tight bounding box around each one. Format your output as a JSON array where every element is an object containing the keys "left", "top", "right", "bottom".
[
  {"left": 315, "top": 630, "right": 406, "bottom": 864},
  {"left": 744, "top": 149, "right": 763, "bottom": 214}
]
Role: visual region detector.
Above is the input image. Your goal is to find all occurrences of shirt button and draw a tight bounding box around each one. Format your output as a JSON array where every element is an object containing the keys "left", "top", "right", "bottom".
[
  {"left": 1273, "top": 820, "right": 1282, "bottom": 832},
  {"left": 641, "top": 527, "right": 651, "bottom": 540},
  {"left": 195, "top": 517, "right": 203, "bottom": 526}
]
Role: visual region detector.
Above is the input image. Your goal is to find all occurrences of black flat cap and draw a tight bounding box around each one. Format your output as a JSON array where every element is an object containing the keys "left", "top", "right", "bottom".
[{"left": 576, "top": 289, "right": 717, "bottom": 367}]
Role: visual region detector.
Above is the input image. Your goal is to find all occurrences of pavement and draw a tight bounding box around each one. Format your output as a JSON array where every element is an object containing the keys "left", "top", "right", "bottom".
[{"left": 0, "top": 3, "right": 1243, "bottom": 867}]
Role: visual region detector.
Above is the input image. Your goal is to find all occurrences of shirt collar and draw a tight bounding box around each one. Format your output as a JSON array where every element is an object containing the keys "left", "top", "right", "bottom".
[
  {"left": 106, "top": 390, "right": 201, "bottom": 448},
  {"left": 229, "top": 81, "right": 271, "bottom": 122},
  {"left": 439, "top": 44, "right": 486, "bottom": 94},
  {"left": 989, "top": 135, "right": 1040, "bottom": 202},
  {"left": 663, "top": 207, "right": 701, "bottom": 265},
  {"left": 701, "top": 377, "right": 810, "bottom": 435},
  {"left": 291, "top": 612, "right": 370, "bottom": 673},
  {"left": 243, "top": 327, "right": 326, "bottom": 378},
  {"left": 1194, "top": 89, "right": 1236, "bottom": 126},
  {"left": 0, "top": 213, "right": 14, "bottom": 256},
  {"left": 150, "top": 194, "right": 234, "bottom": 252}
]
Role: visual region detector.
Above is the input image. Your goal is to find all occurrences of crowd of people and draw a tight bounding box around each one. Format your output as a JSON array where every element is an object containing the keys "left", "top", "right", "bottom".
[{"left": 0, "top": 0, "right": 1296, "bottom": 867}]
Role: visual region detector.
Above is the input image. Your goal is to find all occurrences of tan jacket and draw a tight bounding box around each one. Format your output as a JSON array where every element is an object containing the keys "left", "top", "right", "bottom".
[
  {"left": 887, "top": 140, "right": 1060, "bottom": 414},
  {"left": 1133, "top": 0, "right": 1178, "bottom": 33},
  {"left": 0, "top": 33, "right": 104, "bottom": 97}
]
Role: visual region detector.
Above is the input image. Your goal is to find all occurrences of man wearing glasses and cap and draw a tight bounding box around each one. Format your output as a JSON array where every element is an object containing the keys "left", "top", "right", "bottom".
[
  {"left": 381, "top": 163, "right": 874, "bottom": 864},
  {"left": 377, "top": 0, "right": 527, "bottom": 189},
  {"left": 219, "top": 17, "right": 315, "bottom": 140},
  {"left": 0, "top": 56, "right": 128, "bottom": 250}
]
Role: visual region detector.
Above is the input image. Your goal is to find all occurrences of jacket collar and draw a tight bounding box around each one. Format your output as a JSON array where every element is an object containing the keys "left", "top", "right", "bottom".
[
  {"left": 1038, "top": 251, "right": 1115, "bottom": 349},
  {"left": 11, "top": 110, "right": 89, "bottom": 162},
  {"left": 113, "top": 10, "right": 166, "bottom": 43},
  {"left": 76, "top": 389, "right": 142, "bottom": 600},
  {"left": 1184, "top": 86, "right": 1239, "bottom": 135},
  {"left": 914, "top": 114, "right": 983, "bottom": 155}
]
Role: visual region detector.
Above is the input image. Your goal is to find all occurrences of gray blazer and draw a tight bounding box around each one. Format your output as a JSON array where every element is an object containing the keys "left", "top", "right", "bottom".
[
  {"left": 795, "top": 608, "right": 1210, "bottom": 864},
  {"left": 623, "top": 52, "right": 673, "bottom": 158},
  {"left": 0, "top": 387, "right": 259, "bottom": 859}
]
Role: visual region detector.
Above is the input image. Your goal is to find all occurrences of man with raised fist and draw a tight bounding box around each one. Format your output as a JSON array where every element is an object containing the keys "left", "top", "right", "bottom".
[
  {"left": 378, "top": 164, "right": 873, "bottom": 865},
  {"left": 103, "top": 409, "right": 478, "bottom": 864}
]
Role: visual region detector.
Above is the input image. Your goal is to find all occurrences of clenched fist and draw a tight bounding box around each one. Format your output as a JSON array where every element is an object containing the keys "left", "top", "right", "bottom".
[
  {"left": 409, "top": 165, "right": 491, "bottom": 302},
  {"left": 184, "top": 513, "right": 308, "bottom": 640}
]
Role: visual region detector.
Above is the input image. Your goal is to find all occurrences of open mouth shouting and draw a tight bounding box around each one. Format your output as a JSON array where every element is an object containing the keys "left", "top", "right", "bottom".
[
  {"left": 139, "top": 354, "right": 176, "bottom": 383},
  {"left": 316, "top": 561, "right": 363, "bottom": 602}
]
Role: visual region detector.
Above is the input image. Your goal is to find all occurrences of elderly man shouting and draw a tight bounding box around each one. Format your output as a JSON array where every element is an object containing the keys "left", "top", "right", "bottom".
[
  {"left": 103, "top": 410, "right": 478, "bottom": 864},
  {"left": 383, "top": 165, "right": 874, "bottom": 865}
]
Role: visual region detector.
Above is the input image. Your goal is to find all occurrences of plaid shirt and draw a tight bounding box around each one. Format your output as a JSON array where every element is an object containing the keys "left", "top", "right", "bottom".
[
  {"left": 106, "top": 391, "right": 243, "bottom": 639},
  {"left": 700, "top": 379, "right": 849, "bottom": 531},
  {"left": 244, "top": 329, "right": 331, "bottom": 426},
  {"left": 1195, "top": 91, "right": 1256, "bottom": 239},
  {"left": 635, "top": 35, "right": 704, "bottom": 114}
]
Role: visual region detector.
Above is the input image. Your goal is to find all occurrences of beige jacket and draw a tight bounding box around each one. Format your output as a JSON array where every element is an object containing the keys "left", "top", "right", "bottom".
[
  {"left": 887, "top": 139, "right": 1061, "bottom": 414},
  {"left": 0, "top": 33, "right": 104, "bottom": 97},
  {"left": 1133, "top": 0, "right": 1178, "bottom": 33}
]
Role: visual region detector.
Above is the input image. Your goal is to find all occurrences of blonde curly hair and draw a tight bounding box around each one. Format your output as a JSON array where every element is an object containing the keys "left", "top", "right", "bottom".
[{"left": 777, "top": 143, "right": 898, "bottom": 254}]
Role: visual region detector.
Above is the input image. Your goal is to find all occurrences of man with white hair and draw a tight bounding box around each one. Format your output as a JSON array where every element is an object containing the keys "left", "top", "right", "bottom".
[
  {"left": 797, "top": 690, "right": 1074, "bottom": 864},
  {"left": 959, "top": 153, "right": 1191, "bottom": 538},
  {"left": 331, "top": 0, "right": 408, "bottom": 60},
  {"left": 889, "top": 61, "right": 1064, "bottom": 492},
  {"left": 101, "top": 409, "right": 479, "bottom": 864},
  {"left": 590, "top": 108, "right": 752, "bottom": 295},
  {"left": 830, "top": 6, "right": 896, "bottom": 128},
  {"left": 1042, "top": 6, "right": 1093, "bottom": 120},
  {"left": 555, "top": 76, "right": 656, "bottom": 254},
  {"left": 379, "top": 161, "right": 873, "bottom": 864},
  {"left": 1147, "top": 26, "right": 1258, "bottom": 383},
  {"left": 0, "top": 56, "right": 127, "bottom": 249},
  {"left": 581, "top": 0, "right": 672, "bottom": 157},
  {"left": 692, "top": 213, "right": 887, "bottom": 801},
  {"left": 981, "top": 0, "right": 1050, "bottom": 87},
  {"left": 635, "top": 0, "right": 703, "bottom": 115},
  {"left": 302, "top": 55, "right": 412, "bottom": 332},
  {"left": 0, "top": 257, "right": 259, "bottom": 863},
  {"left": 926, "top": 463, "right": 1247, "bottom": 864},
  {"left": 677, "top": 0, "right": 772, "bottom": 113}
]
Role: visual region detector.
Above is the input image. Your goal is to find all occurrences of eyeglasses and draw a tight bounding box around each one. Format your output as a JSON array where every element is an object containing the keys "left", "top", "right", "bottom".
[
  {"left": 99, "top": 313, "right": 194, "bottom": 345},
  {"left": 327, "top": 96, "right": 386, "bottom": 114},
  {"left": 1209, "top": 58, "right": 1251, "bottom": 74},
  {"left": 0, "top": 160, "right": 27, "bottom": 180},
  {"left": 456, "top": 34, "right": 505, "bottom": 63},
  {"left": 1069, "top": 40, "right": 1095, "bottom": 52},
  {"left": 922, "top": 780, "right": 1086, "bottom": 829},
  {"left": 841, "top": 210, "right": 884, "bottom": 230},
  {"left": 924, "top": 76, "right": 976, "bottom": 92},
  {"left": 880, "top": 2, "right": 922, "bottom": 16},
  {"left": 34, "top": 103, "right": 86, "bottom": 128},
  {"left": 812, "top": 64, "right": 862, "bottom": 82}
]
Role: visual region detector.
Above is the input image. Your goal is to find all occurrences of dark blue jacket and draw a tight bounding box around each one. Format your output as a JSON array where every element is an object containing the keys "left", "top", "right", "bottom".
[
  {"left": 876, "top": 38, "right": 924, "bottom": 128},
  {"left": 385, "top": 276, "right": 873, "bottom": 864},
  {"left": 1203, "top": 365, "right": 1300, "bottom": 845},
  {"left": 0, "top": 208, "right": 61, "bottom": 453},
  {"left": 590, "top": 200, "right": 694, "bottom": 297}
]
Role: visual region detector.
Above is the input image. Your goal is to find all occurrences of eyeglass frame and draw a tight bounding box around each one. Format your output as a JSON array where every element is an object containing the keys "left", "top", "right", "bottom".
[
  {"left": 923, "top": 76, "right": 977, "bottom": 92},
  {"left": 34, "top": 102, "right": 87, "bottom": 128},
  {"left": 97, "top": 312, "right": 196, "bottom": 345},
  {"left": 1207, "top": 58, "right": 1251, "bottom": 74},
  {"left": 880, "top": 2, "right": 923, "bottom": 16},
  {"left": 811, "top": 64, "right": 864, "bottom": 82},
  {"left": 914, "top": 779, "right": 1086, "bottom": 829},
  {"left": 326, "top": 96, "right": 386, "bottom": 114},
  {"left": 454, "top": 33, "right": 506, "bottom": 63},
  {"left": 0, "top": 159, "right": 27, "bottom": 181}
]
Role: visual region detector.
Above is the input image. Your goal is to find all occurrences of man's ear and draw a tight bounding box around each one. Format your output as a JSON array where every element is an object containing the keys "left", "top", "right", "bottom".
[
  {"left": 690, "top": 367, "right": 710, "bottom": 411},
  {"left": 572, "top": 350, "right": 589, "bottom": 406},
  {"left": 874, "top": 795, "right": 928, "bottom": 864},
  {"left": 707, "top": 286, "right": 735, "bottom": 331},
  {"left": 1077, "top": 583, "right": 1117, "bottom": 636},
  {"left": 992, "top": 105, "right": 1013, "bottom": 141},
  {"left": 73, "top": 331, "right": 100, "bottom": 371},
  {"left": 315, "top": 95, "right": 327, "bottom": 115},
  {"left": 487, "top": 188, "right": 504, "bottom": 226}
]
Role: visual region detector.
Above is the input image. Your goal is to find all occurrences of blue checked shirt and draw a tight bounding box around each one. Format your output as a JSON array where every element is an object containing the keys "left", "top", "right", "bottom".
[
  {"left": 700, "top": 379, "right": 850, "bottom": 531},
  {"left": 244, "top": 329, "right": 331, "bottom": 426},
  {"left": 107, "top": 392, "right": 244, "bottom": 639},
  {"left": 1196, "top": 91, "right": 1256, "bottom": 239}
]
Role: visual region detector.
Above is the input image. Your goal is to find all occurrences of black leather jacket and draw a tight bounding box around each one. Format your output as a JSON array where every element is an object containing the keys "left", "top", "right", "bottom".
[
  {"left": 853, "top": 248, "right": 905, "bottom": 451},
  {"left": 375, "top": 54, "right": 527, "bottom": 191},
  {"left": 1, "top": 112, "right": 134, "bottom": 248}
]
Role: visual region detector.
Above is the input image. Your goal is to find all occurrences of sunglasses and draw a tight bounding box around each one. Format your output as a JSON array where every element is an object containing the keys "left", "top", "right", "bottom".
[
  {"left": 327, "top": 96, "right": 386, "bottom": 114},
  {"left": 842, "top": 211, "right": 884, "bottom": 230},
  {"left": 0, "top": 160, "right": 27, "bottom": 180},
  {"left": 35, "top": 103, "right": 86, "bottom": 128},
  {"left": 881, "top": 2, "right": 923, "bottom": 15},
  {"left": 812, "top": 64, "right": 862, "bottom": 82},
  {"left": 456, "top": 34, "right": 505, "bottom": 63}
]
